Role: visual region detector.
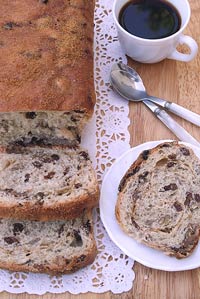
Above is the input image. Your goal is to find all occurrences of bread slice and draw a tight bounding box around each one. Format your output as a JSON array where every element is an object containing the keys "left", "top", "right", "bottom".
[
  {"left": 0, "top": 145, "right": 99, "bottom": 221},
  {"left": 0, "top": 209, "right": 97, "bottom": 274},
  {"left": 116, "top": 141, "right": 200, "bottom": 258}
]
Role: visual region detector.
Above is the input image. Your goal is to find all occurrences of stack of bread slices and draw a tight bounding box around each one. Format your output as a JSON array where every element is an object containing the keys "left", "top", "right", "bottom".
[{"left": 0, "top": 0, "right": 99, "bottom": 274}]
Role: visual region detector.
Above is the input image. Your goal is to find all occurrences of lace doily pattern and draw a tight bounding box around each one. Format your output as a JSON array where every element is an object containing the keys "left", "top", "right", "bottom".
[{"left": 0, "top": 0, "right": 135, "bottom": 294}]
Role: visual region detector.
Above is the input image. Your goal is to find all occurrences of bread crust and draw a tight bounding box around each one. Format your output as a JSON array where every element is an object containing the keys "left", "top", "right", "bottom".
[
  {"left": 0, "top": 188, "right": 99, "bottom": 221},
  {"left": 0, "top": 0, "right": 95, "bottom": 114},
  {"left": 116, "top": 141, "right": 200, "bottom": 258}
]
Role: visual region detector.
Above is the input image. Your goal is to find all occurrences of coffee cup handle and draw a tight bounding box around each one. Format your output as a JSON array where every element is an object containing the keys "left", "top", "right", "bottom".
[{"left": 167, "top": 34, "right": 198, "bottom": 62}]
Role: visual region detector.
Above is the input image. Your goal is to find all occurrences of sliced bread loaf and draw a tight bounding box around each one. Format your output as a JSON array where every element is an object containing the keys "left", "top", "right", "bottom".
[
  {"left": 0, "top": 145, "right": 99, "bottom": 221},
  {"left": 116, "top": 141, "right": 200, "bottom": 258},
  {"left": 0, "top": 209, "right": 97, "bottom": 274}
]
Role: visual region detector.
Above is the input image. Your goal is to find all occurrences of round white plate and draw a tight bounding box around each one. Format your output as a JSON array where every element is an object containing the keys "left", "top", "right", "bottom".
[{"left": 100, "top": 140, "right": 200, "bottom": 271}]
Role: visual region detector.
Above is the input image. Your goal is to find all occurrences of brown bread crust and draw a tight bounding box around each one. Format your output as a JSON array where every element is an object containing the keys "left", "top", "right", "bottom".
[
  {"left": 0, "top": 0, "right": 95, "bottom": 114},
  {"left": 0, "top": 191, "right": 99, "bottom": 221}
]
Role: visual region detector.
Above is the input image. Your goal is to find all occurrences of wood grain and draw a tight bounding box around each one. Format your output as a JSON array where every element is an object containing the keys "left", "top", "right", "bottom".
[{"left": 0, "top": 0, "right": 200, "bottom": 298}]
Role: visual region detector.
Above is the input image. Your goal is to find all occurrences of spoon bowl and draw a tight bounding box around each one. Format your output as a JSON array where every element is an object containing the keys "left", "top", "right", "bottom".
[
  {"left": 110, "top": 64, "right": 147, "bottom": 101},
  {"left": 110, "top": 70, "right": 146, "bottom": 102}
]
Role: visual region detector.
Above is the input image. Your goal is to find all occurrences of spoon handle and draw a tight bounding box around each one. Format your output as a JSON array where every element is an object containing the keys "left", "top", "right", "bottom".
[
  {"left": 144, "top": 100, "right": 200, "bottom": 147},
  {"left": 149, "top": 96, "right": 200, "bottom": 127}
]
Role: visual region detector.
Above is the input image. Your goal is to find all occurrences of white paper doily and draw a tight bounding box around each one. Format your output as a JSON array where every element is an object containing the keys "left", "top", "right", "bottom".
[{"left": 0, "top": 0, "right": 135, "bottom": 294}]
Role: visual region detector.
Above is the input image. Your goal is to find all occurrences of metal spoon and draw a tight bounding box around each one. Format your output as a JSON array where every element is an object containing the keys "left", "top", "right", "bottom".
[
  {"left": 110, "top": 63, "right": 200, "bottom": 147},
  {"left": 111, "top": 62, "right": 200, "bottom": 127}
]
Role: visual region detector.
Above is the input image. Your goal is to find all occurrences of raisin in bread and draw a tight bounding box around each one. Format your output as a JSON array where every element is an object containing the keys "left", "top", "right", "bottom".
[
  {"left": 0, "top": 209, "right": 97, "bottom": 274},
  {"left": 0, "top": 145, "right": 99, "bottom": 221},
  {"left": 116, "top": 141, "right": 200, "bottom": 258},
  {"left": 0, "top": 0, "right": 95, "bottom": 145}
]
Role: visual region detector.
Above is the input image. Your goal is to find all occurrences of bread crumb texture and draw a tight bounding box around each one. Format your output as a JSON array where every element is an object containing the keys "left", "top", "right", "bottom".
[
  {"left": 0, "top": 111, "right": 87, "bottom": 146},
  {"left": 0, "top": 210, "right": 97, "bottom": 274}
]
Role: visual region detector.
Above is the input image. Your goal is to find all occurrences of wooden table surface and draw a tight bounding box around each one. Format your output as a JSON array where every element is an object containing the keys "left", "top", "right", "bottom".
[{"left": 1, "top": 0, "right": 200, "bottom": 298}]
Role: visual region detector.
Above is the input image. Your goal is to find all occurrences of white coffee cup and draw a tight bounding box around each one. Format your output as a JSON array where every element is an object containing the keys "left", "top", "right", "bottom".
[{"left": 113, "top": 0, "right": 198, "bottom": 63}]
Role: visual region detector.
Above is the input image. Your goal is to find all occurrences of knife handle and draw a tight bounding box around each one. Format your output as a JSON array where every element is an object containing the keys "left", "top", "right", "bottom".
[
  {"left": 149, "top": 96, "right": 200, "bottom": 127},
  {"left": 144, "top": 100, "right": 200, "bottom": 147}
]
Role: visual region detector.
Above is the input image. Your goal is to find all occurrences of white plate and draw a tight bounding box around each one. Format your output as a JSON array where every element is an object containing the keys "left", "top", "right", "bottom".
[{"left": 100, "top": 140, "right": 200, "bottom": 271}]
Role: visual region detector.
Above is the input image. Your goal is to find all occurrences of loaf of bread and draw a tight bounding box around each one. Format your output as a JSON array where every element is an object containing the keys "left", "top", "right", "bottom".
[
  {"left": 0, "top": 209, "right": 97, "bottom": 274},
  {"left": 0, "top": 0, "right": 95, "bottom": 145},
  {"left": 0, "top": 145, "right": 99, "bottom": 221},
  {"left": 116, "top": 142, "right": 200, "bottom": 258},
  {"left": 0, "top": 0, "right": 99, "bottom": 274}
]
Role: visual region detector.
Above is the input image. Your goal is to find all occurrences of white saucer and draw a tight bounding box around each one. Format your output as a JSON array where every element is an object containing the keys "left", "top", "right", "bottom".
[{"left": 100, "top": 140, "right": 200, "bottom": 271}]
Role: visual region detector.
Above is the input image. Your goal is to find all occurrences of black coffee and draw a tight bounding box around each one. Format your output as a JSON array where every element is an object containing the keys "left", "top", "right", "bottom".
[{"left": 119, "top": 0, "right": 181, "bottom": 39}]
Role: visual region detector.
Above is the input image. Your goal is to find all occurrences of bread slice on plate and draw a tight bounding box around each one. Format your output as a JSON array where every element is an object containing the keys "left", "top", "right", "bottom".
[
  {"left": 116, "top": 141, "right": 200, "bottom": 258},
  {"left": 0, "top": 209, "right": 97, "bottom": 274},
  {"left": 0, "top": 145, "right": 99, "bottom": 221}
]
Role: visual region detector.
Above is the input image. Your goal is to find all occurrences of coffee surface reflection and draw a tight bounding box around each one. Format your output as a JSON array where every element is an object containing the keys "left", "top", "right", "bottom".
[{"left": 119, "top": 0, "right": 181, "bottom": 39}]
